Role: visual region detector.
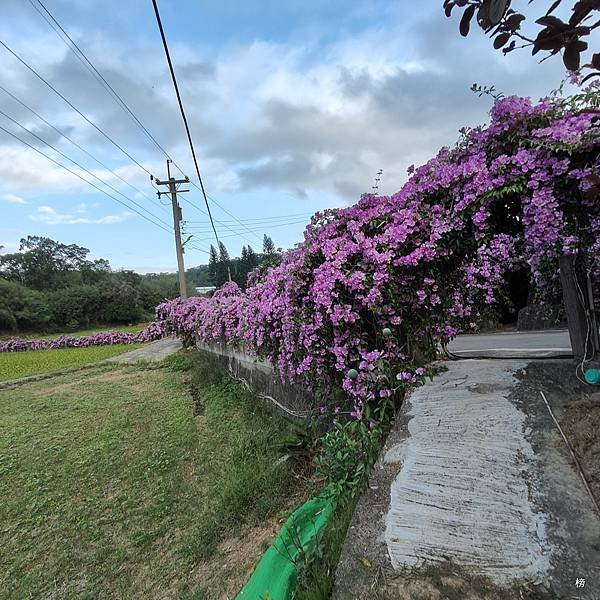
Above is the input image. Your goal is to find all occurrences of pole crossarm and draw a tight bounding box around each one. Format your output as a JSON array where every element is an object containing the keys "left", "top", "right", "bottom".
[{"left": 155, "top": 177, "right": 189, "bottom": 186}]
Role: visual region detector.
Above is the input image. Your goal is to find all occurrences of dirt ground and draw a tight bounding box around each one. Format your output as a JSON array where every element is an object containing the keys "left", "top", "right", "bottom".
[{"left": 560, "top": 393, "right": 600, "bottom": 505}]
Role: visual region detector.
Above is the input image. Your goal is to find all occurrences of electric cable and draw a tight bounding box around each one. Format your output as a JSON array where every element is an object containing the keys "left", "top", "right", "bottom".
[
  {"left": 0, "top": 84, "right": 168, "bottom": 214},
  {"left": 0, "top": 39, "right": 153, "bottom": 176},
  {"left": 27, "top": 0, "right": 174, "bottom": 162},
  {"left": 150, "top": 0, "right": 220, "bottom": 248},
  {"left": 0, "top": 108, "right": 174, "bottom": 231},
  {"left": 0, "top": 124, "right": 202, "bottom": 243}
]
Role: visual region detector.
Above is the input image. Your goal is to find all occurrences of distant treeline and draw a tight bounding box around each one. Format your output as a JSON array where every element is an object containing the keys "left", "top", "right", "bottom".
[
  {"left": 207, "top": 234, "right": 281, "bottom": 288},
  {"left": 0, "top": 235, "right": 280, "bottom": 333}
]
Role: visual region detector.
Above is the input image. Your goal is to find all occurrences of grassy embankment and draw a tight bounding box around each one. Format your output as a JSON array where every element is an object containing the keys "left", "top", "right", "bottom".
[{"left": 0, "top": 351, "right": 307, "bottom": 598}]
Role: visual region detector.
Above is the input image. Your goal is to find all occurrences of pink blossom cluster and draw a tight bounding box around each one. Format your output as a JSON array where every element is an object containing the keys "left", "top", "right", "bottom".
[
  {"left": 153, "top": 97, "right": 599, "bottom": 419},
  {"left": 0, "top": 322, "right": 166, "bottom": 353}
]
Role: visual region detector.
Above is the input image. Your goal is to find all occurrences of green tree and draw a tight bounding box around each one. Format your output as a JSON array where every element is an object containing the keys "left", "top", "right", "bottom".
[
  {"left": 263, "top": 235, "right": 276, "bottom": 256},
  {"left": 216, "top": 242, "right": 231, "bottom": 287},
  {"left": 246, "top": 245, "right": 259, "bottom": 270},
  {"left": 0, "top": 236, "right": 106, "bottom": 290},
  {"left": 208, "top": 245, "right": 219, "bottom": 285},
  {"left": 0, "top": 280, "right": 51, "bottom": 332}
]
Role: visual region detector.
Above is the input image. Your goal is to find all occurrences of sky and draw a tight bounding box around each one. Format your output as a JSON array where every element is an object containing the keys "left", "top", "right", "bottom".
[{"left": 0, "top": 0, "right": 576, "bottom": 273}]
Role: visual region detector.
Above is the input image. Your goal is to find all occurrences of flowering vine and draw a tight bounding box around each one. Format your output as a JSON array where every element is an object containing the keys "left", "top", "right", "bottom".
[{"left": 122, "top": 97, "right": 600, "bottom": 420}]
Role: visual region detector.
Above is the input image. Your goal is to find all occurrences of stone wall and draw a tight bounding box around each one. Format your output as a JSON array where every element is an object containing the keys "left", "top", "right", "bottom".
[
  {"left": 517, "top": 304, "right": 565, "bottom": 331},
  {"left": 195, "top": 339, "right": 313, "bottom": 419}
]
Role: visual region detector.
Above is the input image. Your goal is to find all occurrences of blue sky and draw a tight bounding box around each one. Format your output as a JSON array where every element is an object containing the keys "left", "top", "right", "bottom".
[{"left": 0, "top": 0, "right": 573, "bottom": 272}]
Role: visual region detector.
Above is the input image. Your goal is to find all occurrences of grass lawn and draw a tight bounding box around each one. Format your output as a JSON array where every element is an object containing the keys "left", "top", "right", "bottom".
[
  {"left": 0, "top": 351, "right": 305, "bottom": 599},
  {"left": 0, "top": 344, "right": 143, "bottom": 382}
]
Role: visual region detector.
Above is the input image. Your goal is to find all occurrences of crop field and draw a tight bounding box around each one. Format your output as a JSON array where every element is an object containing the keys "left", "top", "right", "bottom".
[{"left": 0, "top": 344, "right": 142, "bottom": 382}]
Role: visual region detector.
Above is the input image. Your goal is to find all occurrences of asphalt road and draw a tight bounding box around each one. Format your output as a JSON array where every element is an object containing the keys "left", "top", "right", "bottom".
[{"left": 448, "top": 329, "right": 572, "bottom": 358}]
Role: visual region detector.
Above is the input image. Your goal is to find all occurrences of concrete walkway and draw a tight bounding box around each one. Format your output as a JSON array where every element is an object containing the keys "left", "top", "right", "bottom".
[
  {"left": 108, "top": 337, "right": 182, "bottom": 363},
  {"left": 334, "top": 359, "right": 600, "bottom": 599},
  {"left": 448, "top": 329, "right": 571, "bottom": 358},
  {"left": 385, "top": 360, "right": 549, "bottom": 582}
]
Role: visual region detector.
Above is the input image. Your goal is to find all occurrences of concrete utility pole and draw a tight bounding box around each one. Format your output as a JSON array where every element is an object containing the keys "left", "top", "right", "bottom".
[{"left": 155, "top": 160, "right": 190, "bottom": 299}]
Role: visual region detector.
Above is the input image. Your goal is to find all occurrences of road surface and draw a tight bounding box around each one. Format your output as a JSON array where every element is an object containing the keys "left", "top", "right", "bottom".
[{"left": 448, "top": 329, "right": 571, "bottom": 358}]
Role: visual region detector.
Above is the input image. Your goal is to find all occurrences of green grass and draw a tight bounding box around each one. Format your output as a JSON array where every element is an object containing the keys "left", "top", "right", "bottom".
[
  {"left": 0, "top": 351, "right": 302, "bottom": 599},
  {"left": 1, "top": 322, "right": 148, "bottom": 340},
  {"left": 0, "top": 344, "right": 142, "bottom": 382}
]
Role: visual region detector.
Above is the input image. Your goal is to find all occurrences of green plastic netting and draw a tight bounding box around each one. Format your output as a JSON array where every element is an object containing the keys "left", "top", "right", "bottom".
[{"left": 236, "top": 494, "right": 335, "bottom": 599}]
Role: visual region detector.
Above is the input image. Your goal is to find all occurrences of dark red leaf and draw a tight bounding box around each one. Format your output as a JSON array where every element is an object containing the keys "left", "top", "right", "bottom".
[
  {"left": 477, "top": 2, "right": 489, "bottom": 27},
  {"left": 570, "top": 26, "right": 591, "bottom": 36},
  {"left": 505, "top": 14, "right": 526, "bottom": 31},
  {"left": 545, "top": 0, "right": 563, "bottom": 15},
  {"left": 493, "top": 32, "right": 511, "bottom": 48},
  {"left": 459, "top": 4, "right": 476, "bottom": 36},
  {"left": 563, "top": 42, "right": 582, "bottom": 70},
  {"left": 569, "top": 3, "right": 593, "bottom": 26},
  {"left": 455, "top": 0, "right": 469, "bottom": 6},
  {"left": 535, "top": 15, "right": 566, "bottom": 27},
  {"left": 503, "top": 40, "right": 517, "bottom": 54},
  {"left": 445, "top": 2, "right": 455, "bottom": 17},
  {"left": 488, "top": 0, "right": 510, "bottom": 25},
  {"left": 592, "top": 53, "right": 600, "bottom": 70}
]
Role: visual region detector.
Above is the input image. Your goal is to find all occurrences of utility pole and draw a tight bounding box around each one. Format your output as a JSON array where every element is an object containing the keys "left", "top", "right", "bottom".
[{"left": 155, "top": 160, "right": 190, "bottom": 299}]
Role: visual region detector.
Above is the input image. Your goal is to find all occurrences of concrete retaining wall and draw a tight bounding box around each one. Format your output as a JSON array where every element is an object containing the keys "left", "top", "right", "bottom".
[{"left": 195, "top": 339, "right": 314, "bottom": 419}]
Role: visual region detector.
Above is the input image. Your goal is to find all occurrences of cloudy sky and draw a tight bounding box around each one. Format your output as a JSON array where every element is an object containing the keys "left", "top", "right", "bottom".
[{"left": 0, "top": 0, "right": 574, "bottom": 272}]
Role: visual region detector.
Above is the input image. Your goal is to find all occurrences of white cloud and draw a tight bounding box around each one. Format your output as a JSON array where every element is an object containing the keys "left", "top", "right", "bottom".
[
  {"left": 30, "top": 205, "right": 133, "bottom": 225},
  {"left": 0, "top": 1, "right": 574, "bottom": 208},
  {"left": 75, "top": 201, "right": 101, "bottom": 213},
  {"left": 1, "top": 193, "right": 27, "bottom": 204}
]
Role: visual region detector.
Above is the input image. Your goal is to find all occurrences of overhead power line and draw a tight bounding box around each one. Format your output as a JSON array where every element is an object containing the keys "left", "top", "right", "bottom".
[
  {"left": 27, "top": 0, "right": 173, "bottom": 162},
  {"left": 0, "top": 124, "right": 180, "bottom": 236},
  {"left": 185, "top": 218, "right": 309, "bottom": 232},
  {"left": 0, "top": 84, "right": 168, "bottom": 215},
  {"left": 0, "top": 108, "right": 174, "bottom": 232},
  {"left": 23, "top": 1, "right": 275, "bottom": 246},
  {"left": 1, "top": 120, "right": 212, "bottom": 260},
  {"left": 150, "top": 0, "right": 221, "bottom": 249},
  {"left": 184, "top": 212, "right": 314, "bottom": 225},
  {"left": 206, "top": 192, "right": 262, "bottom": 242},
  {"left": 0, "top": 39, "right": 155, "bottom": 178}
]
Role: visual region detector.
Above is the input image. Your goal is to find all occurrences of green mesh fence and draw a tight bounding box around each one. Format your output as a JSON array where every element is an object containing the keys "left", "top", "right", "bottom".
[{"left": 236, "top": 494, "right": 335, "bottom": 599}]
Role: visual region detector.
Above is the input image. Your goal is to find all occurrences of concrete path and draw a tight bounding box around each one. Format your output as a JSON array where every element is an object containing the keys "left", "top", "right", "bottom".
[
  {"left": 448, "top": 329, "right": 571, "bottom": 358},
  {"left": 108, "top": 337, "right": 182, "bottom": 363},
  {"left": 385, "top": 360, "right": 548, "bottom": 582},
  {"left": 334, "top": 359, "right": 600, "bottom": 599}
]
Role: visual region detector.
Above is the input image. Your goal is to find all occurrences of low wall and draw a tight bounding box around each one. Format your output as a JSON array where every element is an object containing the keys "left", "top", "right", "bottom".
[{"left": 195, "top": 339, "right": 313, "bottom": 419}]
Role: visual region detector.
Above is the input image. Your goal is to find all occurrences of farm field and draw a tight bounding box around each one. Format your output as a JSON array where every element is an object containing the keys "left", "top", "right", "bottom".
[
  {"left": 0, "top": 351, "right": 305, "bottom": 599},
  {"left": 0, "top": 344, "right": 143, "bottom": 382},
  {"left": 0, "top": 322, "right": 148, "bottom": 341}
]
